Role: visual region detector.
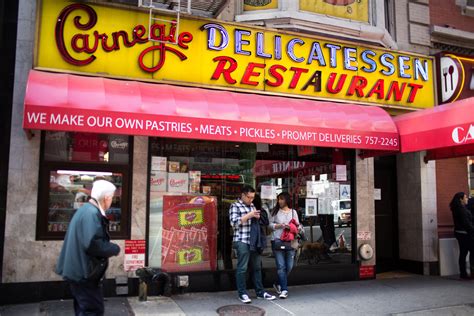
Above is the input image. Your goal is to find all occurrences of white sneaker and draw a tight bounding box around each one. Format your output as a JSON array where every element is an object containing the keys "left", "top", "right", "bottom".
[
  {"left": 239, "top": 294, "right": 252, "bottom": 304},
  {"left": 257, "top": 292, "right": 276, "bottom": 300},
  {"left": 279, "top": 290, "right": 288, "bottom": 299},
  {"left": 273, "top": 283, "right": 282, "bottom": 294}
]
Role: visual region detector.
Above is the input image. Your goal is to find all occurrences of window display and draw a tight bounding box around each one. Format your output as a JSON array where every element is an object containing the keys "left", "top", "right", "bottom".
[
  {"left": 48, "top": 170, "right": 124, "bottom": 233},
  {"left": 37, "top": 131, "right": 132, "bottom": 240},
  {"left": 161, "top": 195, "right": 217, "bottom": 272},
  {"left": 148, "top": 138, "right": 355, "bottom": 272}
]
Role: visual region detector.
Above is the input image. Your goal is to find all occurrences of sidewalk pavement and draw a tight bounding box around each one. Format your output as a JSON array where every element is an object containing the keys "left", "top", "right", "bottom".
[{"left": 1, "top": 273, "right": 474, "bottom": 315}]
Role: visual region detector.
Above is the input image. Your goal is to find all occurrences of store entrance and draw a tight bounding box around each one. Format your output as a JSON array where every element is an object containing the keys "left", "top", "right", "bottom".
[{"left": 374, "top": 155, "right": 399, "bottom": 273}]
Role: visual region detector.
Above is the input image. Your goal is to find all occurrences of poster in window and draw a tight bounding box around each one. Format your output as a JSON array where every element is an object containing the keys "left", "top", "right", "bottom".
[
  {"left": 318, "top": 198, "right": 333, "bottom": 215},
  {"left": 168, "top": 173, "right": 189, "bottom": 193},
  {"left": 168, "top": 161, "right": 180, "bottom": 173},
  {"left": 329, "top": 182, "right": 340, "bottom": 200},
  {"left": 306, "top": 181, "right": 326, "bottom": 198},
  {"left": 161, "top": 195, "right": 217, "bottom": 272},
  {"left": 150, "top": 171, "right": 167, "bottom": 192},
  {"left": 297, "top": 146, "right": 316, "bottom": 157},
  {"left": 305, "top": 198, "right": 318, "bottom": 217},
  {"left": 336, "top": 165, "right": 347, "bottom": 181},
  {"left": 260, "top": 185, "right": 276, "bottom": 200},
  {"left": 151, "top": 156, "right": 167, "bottom": 171},
  {"left": 72, "top": 133, "right": 100, "bottom": 161},
  {"left": 108, "top": 135, "right": 129, "bottom": 163},
  {"left": 340, "top": 184, "right": 351, "bottom": 199}
]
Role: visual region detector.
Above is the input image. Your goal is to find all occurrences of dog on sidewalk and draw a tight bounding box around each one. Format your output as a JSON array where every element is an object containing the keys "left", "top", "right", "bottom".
[{"left": 299, "top": 241, "right": 329, "bottom": 264}]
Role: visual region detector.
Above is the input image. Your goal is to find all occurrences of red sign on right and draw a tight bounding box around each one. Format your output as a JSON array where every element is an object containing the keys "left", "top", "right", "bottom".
[{"left": 437, "top": 53, "right": 474, "bottom": 104}]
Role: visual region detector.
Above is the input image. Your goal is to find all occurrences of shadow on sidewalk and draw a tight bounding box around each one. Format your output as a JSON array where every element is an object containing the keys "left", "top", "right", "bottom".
[{"left": 0, "top": 297, "right": 133, "bottom": 316}]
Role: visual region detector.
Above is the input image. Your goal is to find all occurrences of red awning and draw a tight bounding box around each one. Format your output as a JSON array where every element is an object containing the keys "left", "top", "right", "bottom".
[
  {"left": 394, "top": 97, "right": 474, "bottom": 159},
  {"left": 23, "top": 70, "right": 399, "bottom": 150}
]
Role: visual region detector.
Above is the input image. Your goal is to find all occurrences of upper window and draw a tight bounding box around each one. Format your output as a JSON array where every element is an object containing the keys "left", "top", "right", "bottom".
[
  {"left": 384, "top": 0, "right": 396, "bottom": 38},
  {"left": 37, "top": 131, "right": 132, "bottom": 240}
]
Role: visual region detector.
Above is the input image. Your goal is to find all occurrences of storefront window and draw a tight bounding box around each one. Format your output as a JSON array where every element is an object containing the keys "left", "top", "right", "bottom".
[
  {"left": 47, "top": 170, "right": 124, "bottom": 233},
  {"left": 44, "top": 132, "right": 129, "bottom": 164},
  {"left": 37, "top": 131, "right": 132, "bottom": 240},
  {"left": 147, "top": 138, "right": 354, "bottom": 272}
]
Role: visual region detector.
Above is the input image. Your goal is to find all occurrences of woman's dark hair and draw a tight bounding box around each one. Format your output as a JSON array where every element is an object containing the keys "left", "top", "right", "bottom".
[
  {"left": 253, "top": 194, "right": 262, "bottom": 211},
  {"left": 449, "top": 192, "right": 466, "bottom": 212},
  {"left": 271, "top": 192, "right": 292, "bottom": 216}
]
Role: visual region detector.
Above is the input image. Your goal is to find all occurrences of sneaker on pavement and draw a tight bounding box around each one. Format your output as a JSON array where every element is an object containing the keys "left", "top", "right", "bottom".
[
  {"left": 239, "top": 294, "right": 252, "bottom": 304},
  {"left": 279, "top": 290, "right": 288, "bottom": 299},
  {"left": 257, "top": 292, "right": 276, "bottom": 300},
  {"left": 273, "top": 283, "right": 282, "bottom": 294}
]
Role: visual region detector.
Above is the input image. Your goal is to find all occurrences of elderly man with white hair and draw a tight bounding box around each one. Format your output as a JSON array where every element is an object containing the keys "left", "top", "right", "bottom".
[{"left": 56, "top": 179, "right": 121, "bottom": 316}]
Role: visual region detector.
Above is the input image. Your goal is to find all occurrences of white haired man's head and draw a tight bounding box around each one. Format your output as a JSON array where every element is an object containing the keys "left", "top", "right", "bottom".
[{"left": 91, "top": 180, "right": 116, "bottom": 209}]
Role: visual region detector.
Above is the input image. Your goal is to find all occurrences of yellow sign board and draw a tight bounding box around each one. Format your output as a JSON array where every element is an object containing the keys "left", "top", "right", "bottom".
[
  {"left": 300, "top": 0, "right": 369, "bottom": 23},
  {"left": 36, "top": 0, "right": 435, "bottom": 109},
  {"left": 244, "top": 0, "right": 278, "bottom": 11}
]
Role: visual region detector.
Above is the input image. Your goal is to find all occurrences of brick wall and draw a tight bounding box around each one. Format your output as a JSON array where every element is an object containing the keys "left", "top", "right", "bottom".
[
  {"left": 430, "top": 0, "right": 474, "bottom": 32},
  {"left": 436, "top": 157, "right": 469, "bottom": 238}
]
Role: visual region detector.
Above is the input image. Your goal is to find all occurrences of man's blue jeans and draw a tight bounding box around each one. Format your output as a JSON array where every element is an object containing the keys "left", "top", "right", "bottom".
[
  {"left": 233, "top": 241, "right": 264, "bottom": 296},
  {"left": 273, "top": 247, "right": 295, "bottom": 291}
]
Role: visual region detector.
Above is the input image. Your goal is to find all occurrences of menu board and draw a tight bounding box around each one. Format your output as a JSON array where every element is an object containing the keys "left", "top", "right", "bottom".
[{"left": 161, "top": 195, "right": 217, "bottom": 272}]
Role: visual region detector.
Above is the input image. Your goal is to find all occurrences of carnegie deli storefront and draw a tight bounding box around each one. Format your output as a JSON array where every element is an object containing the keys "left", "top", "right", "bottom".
[{"left": 10, "top": 0, "right": 435, "bottom": 298}]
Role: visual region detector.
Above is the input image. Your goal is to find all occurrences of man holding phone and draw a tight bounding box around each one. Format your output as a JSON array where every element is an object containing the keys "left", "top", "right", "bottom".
[{"left": 229, "top": 185, "right": 276, "bottom": 304}]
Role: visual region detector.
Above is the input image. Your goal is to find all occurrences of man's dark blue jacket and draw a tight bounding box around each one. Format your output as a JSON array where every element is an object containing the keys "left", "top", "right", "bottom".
[{"left": 56, "top": 202, "right": 120, "bottom": 283}]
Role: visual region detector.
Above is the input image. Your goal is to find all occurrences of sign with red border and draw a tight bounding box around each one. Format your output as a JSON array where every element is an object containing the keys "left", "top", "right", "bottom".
[{"left": 124, "top": 240, "right": 146, "bottom": 272}]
